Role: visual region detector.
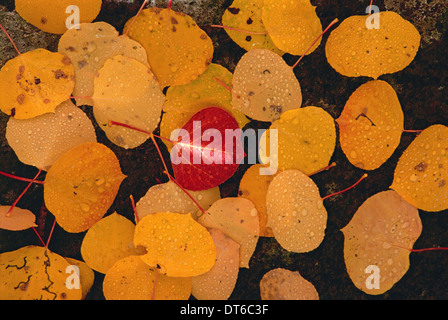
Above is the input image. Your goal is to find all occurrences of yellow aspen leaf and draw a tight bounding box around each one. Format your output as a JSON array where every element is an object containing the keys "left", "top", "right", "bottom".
[
  {"left": 260, "top": 268, "right": 319, "bottom": 300},
  {"left": 15, "top": 0, "right": 102, "bottom": 34},
  {"left": 58, "top": 22, "right": 149, "bottom": 107},
  {"left": 124, "top": 7, "right": 214, "bottom": 87},
  {"left": 92, "top": 55, "right": 165, "bottom": 149},
  {"left": 262, "top": 0, "right": 323, "bottom": 55},
  {"left": 261, "top": 107, "right": 336, "bottom": 175},
  {"left": 0, "top": 246, "right": 82, "bottom": 300},
  {"left": 232, "top": 49, "right": 302, "bottom": 122},
  {"left": 266, "top": 170, "right": 327, "bottom": 253},
  {"left": 337, "top": 80, "right": 404, "bottom": 171},
  {"left": 198, "top": 197, "right": 259, "bottom": 268},
  {"left": 325, "top": 11, "right": 421, "bottom": 79},
  {"left": 6, "top": 99, "right": 97, "bottom": 171},
  {"left": 81, "top": 213, "right": 140, "bottom": 274}
]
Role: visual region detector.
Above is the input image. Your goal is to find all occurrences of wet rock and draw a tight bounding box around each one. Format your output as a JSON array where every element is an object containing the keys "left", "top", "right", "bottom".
[{"left": 384, "top": 0, "right": 448, "bottom": 46}]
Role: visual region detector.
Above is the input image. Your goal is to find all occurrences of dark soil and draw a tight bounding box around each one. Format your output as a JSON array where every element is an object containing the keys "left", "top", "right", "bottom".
[{"left": 0, "top": 0, "right": 447, "bottom": 300}]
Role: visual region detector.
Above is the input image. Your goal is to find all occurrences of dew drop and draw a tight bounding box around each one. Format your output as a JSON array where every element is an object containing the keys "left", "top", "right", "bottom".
[{"left": 95, "top": 177, "right": 105, "bottom": 186}]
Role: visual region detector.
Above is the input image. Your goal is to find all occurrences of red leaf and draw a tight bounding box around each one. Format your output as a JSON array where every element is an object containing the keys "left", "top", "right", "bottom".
[{"left": 171, "top": 107, "right": 244, "bottom": 191}]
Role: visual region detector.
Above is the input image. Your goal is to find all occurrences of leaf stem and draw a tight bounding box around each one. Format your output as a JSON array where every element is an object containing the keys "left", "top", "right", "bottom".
[
  {"left": 130, "top": 195, "right": 139, "bottom": 224},
  {"left": 210, "top": 25, "right": 268, "bottom": 35},
  {"left": 308, "top": 162, "right": 336, "bottom": 177},
  {"left": 0, "top": 170, "right": 45, "bottom": 184},
  {"left": 124, "top": 0, "right": 148, "bottom": 37},
  {"left": 6, "top": 169, "right": 42, "bottom": 217}
]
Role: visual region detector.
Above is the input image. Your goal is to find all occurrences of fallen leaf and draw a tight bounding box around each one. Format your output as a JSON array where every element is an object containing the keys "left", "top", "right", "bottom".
[
  {"left": 0, "top": 48, "right": 74, "bottom": 119},
  {"left": 266, "top": 170, "right": 327, "bottom": 253},
  {"left": 391, "top": 125, "right": 448, "bottom": 212},
  {"left": 124, "top": 7, "right": 214, "bottom": 87},
  {"left": 191, "top": 228, "right": 240, "bottom": 300},
  {"left": 0, "top": 206, "right": 36, "bottom": 231},
  {"left": 198, "top": 197, "right": 259, "bottom": 268},
  {"left": 325, "top": 11, "right": 421, "bottom": 78},
  {"left": 259, "top": 268, "right": 319, "bottom": 300},
  {"left": 92, "top": 54, "right": 165, "bottom": 149},
  {"left": 103, "top": 255, "right": 191, "bottom": 300},
  {"left": 6, "top": 99, "right": 97, "bottom": 171},
  {"left": 232, "top": 49, "right": 302, "bottom": 122},
  {"left": 0, "top": 245, "right": 82, "bottom": 300}
]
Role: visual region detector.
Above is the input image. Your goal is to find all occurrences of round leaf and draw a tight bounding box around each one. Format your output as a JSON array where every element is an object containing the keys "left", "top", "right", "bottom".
[
  {"left": 103, "top": 255, "right": 191, "bottom": 300},
  {"left": 259, "top": 268, "right": 319, "bottom": 300},
  {"left": 0, "top": 49, "right": 74, "bottom": 119},
  {"left": 262, "top": 0, "right": 323, "bottom": 55},
  {"left": 325, "top": 11, "right": 421, "bottom": 79},
  {"left": 6, "top": 99, "right": 97, "bottom": 171},
  {"left": 171, "top": 107, "right": 244, "bottom": 191},
  {"left": 261, "top": 106, "right": 336, "bottom": 175},
  {"left": 92, "top": 55, "right": 165, "bottom": 149},
  {"left": 0, "top": 246, "right": 82, "bottom": 300},
  {"left": 391, "top": 125, "right": 448, "bottom": 212},
  {"left": 232, "top": 49, "right": 302, "bottom": 122},
  {"left": 266, "top": 170, "right": 327, "bottom": 253},
  {"left": 81, "top": 213, "right": 140, "bottom": 274},
  {"left": 342, "top": 190, "right": 422, "bottom": 295},
  {"left": 337, "top": 80, "right": 404, "bottom": 170},
  {"left": 134, "top": 212, "right": 216, "bottom": 277},
  {"left": 16, "top": 0, "right": 102, "bottom": 34}
]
